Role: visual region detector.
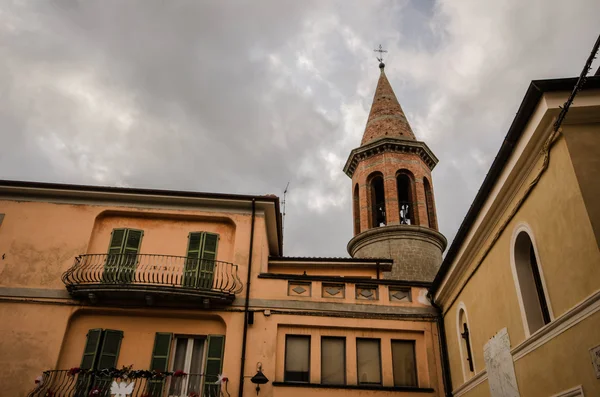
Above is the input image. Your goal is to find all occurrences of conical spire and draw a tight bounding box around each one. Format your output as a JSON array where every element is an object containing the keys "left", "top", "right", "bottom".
[{"left": 361, "top": 64, "right": 415, "bottom": 146}]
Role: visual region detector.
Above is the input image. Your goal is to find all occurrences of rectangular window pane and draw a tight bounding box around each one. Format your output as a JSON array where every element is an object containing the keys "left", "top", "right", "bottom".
[
  {"left": 321, "top": 337, "right": 345, "bottom": 385},
  {"left": 356, "top": 339, "right": 381, "bottom": 385},
  {"left": 392, "top": 340, "right": 417, "bottom": 387},
  {"left": 285, "top": 335, "right": 310, "bottom": 382}
]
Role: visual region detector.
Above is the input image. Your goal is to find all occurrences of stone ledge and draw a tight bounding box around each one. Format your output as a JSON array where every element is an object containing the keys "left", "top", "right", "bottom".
[{"left": 348, "top": 225, "right": 447, "bottom": 256}]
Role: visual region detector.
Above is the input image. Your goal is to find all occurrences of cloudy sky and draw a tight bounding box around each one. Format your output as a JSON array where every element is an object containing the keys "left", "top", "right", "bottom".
[{"left": 1, "top": 1, "right": 599, "bottom": 257}]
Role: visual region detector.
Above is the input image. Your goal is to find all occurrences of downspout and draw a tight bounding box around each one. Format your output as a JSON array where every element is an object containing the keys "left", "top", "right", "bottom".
[
  {"left": 238, "top": 199, "right": 256, "bottom": 397},
  {"left": 427, "top": 292, "right": 453, "bottom": 397}
]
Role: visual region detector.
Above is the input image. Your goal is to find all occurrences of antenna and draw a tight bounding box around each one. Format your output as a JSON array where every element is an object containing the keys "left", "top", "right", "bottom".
[{"left": 282, "top": 182, "right": 290, "bottom": 250}]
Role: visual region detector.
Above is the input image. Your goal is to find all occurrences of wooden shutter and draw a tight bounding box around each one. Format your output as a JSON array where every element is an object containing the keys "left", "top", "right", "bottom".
[
  {"left": 183, "top": 232, "right": 203, "bottom": 287},
  {"left": 80, "top": 329, "right": 103, "bottom": 369},
  {"left": 148, "top": 333, "right": 173, "bottom": 397},
  {"left": 200, "top": 233, "right": 219, "bottom": 261},
  {"left": 199, "top": 233, "right": 219, "bottom": 289},
  {"left": 97, "top": 329, "right": 123, "bottom": 369},
  {"left": 150, "top": 333, "right": 173, "bottom": 371},
  {"left": 108, "top": 229, "right": 127, "bottom": 254},
  {"left": 105, "top": 229, "right": 127, "bottom": 281},
  {"left": 120, "top": 229, "right": 143, "bottom": 282},
  {"left": 203, "top": 335, "right": 225, "bottom": 396}
]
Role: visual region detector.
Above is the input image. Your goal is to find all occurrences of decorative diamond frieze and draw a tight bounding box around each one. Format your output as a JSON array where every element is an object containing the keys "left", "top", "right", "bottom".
[
  {"left": 322, "top": 283, "right": 345, "bottom": 298},
  {"left": 389, "top": 287, "right": 412, "bottom": 302},
  {"left": 356, "top": 285, "right": 378, "bottom": 300},
  {"left": 288, "top": 282, "right": 311, "bottom": 297}
]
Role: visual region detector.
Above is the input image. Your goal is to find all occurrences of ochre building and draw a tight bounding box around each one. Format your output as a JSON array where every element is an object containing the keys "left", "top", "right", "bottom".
[{"left": 1, "top": 62, "right": 599, "bottom": 397}]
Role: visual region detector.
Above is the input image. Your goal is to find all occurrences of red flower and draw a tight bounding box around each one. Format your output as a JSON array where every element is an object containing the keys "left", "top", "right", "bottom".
[
  {"left": 188, "top": 393, "right": 200, "bottom": 397},
  {"left": 173, "top": 370, "right": 187, "bottom": 378},
  {"left": 68, "top": 367, "right": 81, "bottom": 376}
]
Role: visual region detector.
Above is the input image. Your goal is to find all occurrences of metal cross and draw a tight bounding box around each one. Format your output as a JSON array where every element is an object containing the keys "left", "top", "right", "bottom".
[{"left": 374, "top": 44, "right": 387, "bottom": 63}]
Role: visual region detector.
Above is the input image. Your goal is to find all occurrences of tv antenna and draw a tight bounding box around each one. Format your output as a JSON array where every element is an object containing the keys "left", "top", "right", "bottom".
[{"left": 282, "top": 182, "right": 290, "bottom": 250}]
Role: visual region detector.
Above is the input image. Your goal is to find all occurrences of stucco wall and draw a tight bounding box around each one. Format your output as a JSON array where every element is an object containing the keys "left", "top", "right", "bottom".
[
  {"left": 563, "top": 122, "right": 600, "bottom": 246},
  {"left": 442, "top": 135, "right": 600, "bottom": 393}
]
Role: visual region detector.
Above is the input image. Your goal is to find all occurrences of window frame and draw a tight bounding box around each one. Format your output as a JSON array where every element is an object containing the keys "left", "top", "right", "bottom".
[
  {"left": 456, "top": 302, "right": 475, "bottom": 381},
  {"left": 284, "top": 335, "right": 311, "bottom": 383},
  {"left": 355, "top": 338, "right": 382, "bottom": 386},
  {"left": 391, "top": 339, "right": 418, "bottom": 387},
  {"left": 320, "top": 336, "right": 346, "bottom": 385},
  {"left": 509, "top": 224, "right": 554, "bottom": 337}
]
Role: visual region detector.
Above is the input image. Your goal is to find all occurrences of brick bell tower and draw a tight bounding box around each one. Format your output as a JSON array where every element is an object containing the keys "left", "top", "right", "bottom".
[{"left": 343, "top": 60, "right": 446, "bottom": 281}]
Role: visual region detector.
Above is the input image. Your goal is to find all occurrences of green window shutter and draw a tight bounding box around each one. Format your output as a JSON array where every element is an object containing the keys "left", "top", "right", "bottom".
[
  {"left": 203, "top": 335, "right": 225, "bottom": 396},
  {"left": 108, "top": 229, "right": 127, "bottom": 254},
  {"left": 150, "top": 333, "right": 173, "bottom": 371},
  {"left": 187, "top": 232, "right": 202, "bottom": 259},
  {"left": 200, "top": 233, "right": 219, "bottom": 261},
  {"left": 183, "top": 232, "right": 204, "bottom": 287},
  {"left": 80, "top": 329, "right": 103, "bottom": 369},
  {"left": 198, "top": 233, "right": 219, "bottom": 289},
  {"left": 97, "top": 329, "right": 123, "bottom": 370},
  {"left": 148, "top": 333, "right": 173, "bottom": 397},
  {"left": 123, "top": 229, "right": 144, "bottom": 254}
]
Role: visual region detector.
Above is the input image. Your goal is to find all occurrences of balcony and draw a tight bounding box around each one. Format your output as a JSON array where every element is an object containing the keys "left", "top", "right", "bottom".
[
  {"left": 62, "top": 254, "right": 243, "bottom": 308},
  {"left": 28, "top": 369, "right": 222, "bottom": 397}
]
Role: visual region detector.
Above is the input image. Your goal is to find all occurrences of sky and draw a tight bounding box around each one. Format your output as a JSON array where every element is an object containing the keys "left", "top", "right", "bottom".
[{"left": 1, "top": 0, "right": 599, "bottom": 257}]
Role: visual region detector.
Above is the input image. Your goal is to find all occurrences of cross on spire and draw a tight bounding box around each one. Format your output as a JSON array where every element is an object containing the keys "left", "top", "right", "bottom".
[{"left": 374, "top": 44, "right": 387, "bottom": 63}]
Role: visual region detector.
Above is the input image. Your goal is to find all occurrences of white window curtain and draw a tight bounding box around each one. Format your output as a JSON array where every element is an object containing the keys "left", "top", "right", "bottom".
[
  {"left": 285, "top": 335, "right": 310, "bottom": 382},
  {"left": 321, "top": 337, "right": 345, "bottom": 385},
  {"left": 356, "top": 339, "right": 381, "bottom": 384},
  {"left": 392, "top": 340, "right": 417, "bottom": 386}
]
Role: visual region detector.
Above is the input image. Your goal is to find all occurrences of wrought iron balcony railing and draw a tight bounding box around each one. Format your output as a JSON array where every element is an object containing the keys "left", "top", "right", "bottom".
[
  {"left": 62, "top": 254, "right": 243, "bottom": 306},
  {"left": 28, "top": 369, "right": 223, "bottom": 397}
]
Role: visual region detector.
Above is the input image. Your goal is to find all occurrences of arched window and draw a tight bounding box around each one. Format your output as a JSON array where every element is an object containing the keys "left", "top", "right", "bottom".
[
  {"left": 396, "top": 171, "right": 416, "bottom": 225},
  {"left": 512, "top": 228, "right": 551, "bottom": 335},
  {"left": 368, "top": 173, "right": 386, "bottom": 227},
  {"left": 457, "top": 304, "right": 475, "bottom": 380},
  {"left": 353, "top": 184, "right": 361, "bottom": 235},
  {"left": 423, "top": 177, "right": 437, "bottom": 230}
]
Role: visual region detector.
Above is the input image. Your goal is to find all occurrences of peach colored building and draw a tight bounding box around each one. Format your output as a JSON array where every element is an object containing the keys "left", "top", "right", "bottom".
[{"left": 0, "top": 62, "right": 448, "bottom": 397}]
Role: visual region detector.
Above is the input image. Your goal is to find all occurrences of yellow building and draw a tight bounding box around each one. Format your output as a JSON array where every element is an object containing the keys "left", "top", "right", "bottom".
[{"left": 430, "top": 74, "right": 600, "bottom": 397}]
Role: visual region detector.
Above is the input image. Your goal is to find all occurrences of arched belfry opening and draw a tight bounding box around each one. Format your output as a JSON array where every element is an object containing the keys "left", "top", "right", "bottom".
[
  {"left": 423, "top": 177, "right": 437, "bottom": 230},
  {"left": 396, "top": 171, "right": 416, "bottom": 225},
  {"left": 368, "top": 173, "right": 386, "bottom": 228},
  {"left": 353, "top": 184, "right": 361, "bottom": 235}
]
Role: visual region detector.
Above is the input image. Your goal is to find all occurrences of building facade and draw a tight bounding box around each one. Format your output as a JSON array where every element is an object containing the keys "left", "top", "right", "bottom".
[
  {"left": 430, "top": 75, "right": 600, "bottom": 397},
  {"left": 0, "top": 62, "right": 447, "bottom": 397},
  {"left": 1, "top": 61, "right": 598, "bottom": 397}
]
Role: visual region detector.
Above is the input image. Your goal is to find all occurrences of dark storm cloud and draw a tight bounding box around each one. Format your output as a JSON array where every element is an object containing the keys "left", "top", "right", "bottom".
[{"left": 1, "top": 0, "right": 599, "bottom": 256}]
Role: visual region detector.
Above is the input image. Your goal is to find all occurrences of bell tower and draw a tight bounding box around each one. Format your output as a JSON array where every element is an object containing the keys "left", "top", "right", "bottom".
[{"left": 344, "top": 60, "right": 446, "bottom": 281}]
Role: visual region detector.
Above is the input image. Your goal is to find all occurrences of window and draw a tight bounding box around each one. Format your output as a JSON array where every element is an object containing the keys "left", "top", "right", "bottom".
[
  {"left": 168, "top": 336, "right": 205, "bottom": 397},
  {"left": 368, "top": 173, "right": 386, "bottom": 227},
  {"left": 356, "top": 338, "right": 381, "bottom": 385},
  {"left": 513, "top": 229, "right": 551, "bottom": 335},
  {"left": 149, "top": 333, "right": 224, "bottom": 397},
  {"left": 457, "top": 305, "right": 475, "bottom": 380},
  {"left": 321, "top": 337, "right": 345, "bottom": 385},
  {"left": 105, "top": 228, "right": 144, "bottom": 283},
  {"left": 353, "top": 184, "right": 361, "bottom": 235},
  {"left": 423, "top": 177, "right": 437, "bottom": 230},
  {"left": 285, "top": 335, "right": 310, "bottom": 382},
  {"left": 77, "top": 329, "right": 124, "bottom": 394},
  {"left": 184, "top": 232, "right": 219, "bottom": 288},
  {"left": 391, "top": 340, "right": 417, "bottom": 387},
  {"left": 396, "top": 171, "right": 416, "bottom": 225}
]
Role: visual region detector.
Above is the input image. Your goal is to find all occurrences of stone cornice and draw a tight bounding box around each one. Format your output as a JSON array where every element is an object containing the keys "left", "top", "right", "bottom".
[
  {"left": 343, "top": 137, "right": 438, "bottom": 178},
  {"left": 347, "top": 224, "right": 447, "bottom": 257}
]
